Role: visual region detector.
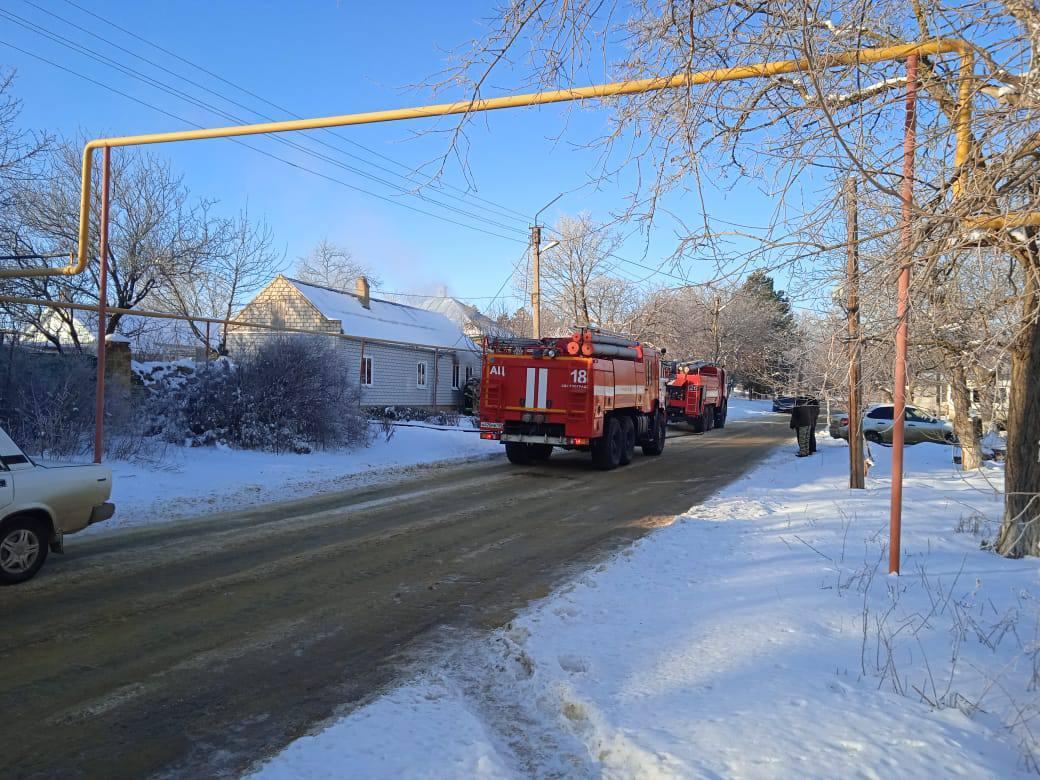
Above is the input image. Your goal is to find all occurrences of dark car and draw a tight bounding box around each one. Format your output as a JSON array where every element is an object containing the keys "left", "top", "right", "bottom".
[{"left": 772, "top": 396, "right": 797, "bottom": 413}]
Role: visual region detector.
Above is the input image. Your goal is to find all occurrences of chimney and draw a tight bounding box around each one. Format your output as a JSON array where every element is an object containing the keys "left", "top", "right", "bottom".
[{"left": 355, "top": 276, "right": 370, "bottom": 309}]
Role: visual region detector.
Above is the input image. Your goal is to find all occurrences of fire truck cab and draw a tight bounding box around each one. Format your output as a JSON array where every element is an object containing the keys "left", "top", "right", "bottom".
[
  {"left": 479, "top": 329, "right": 667, "bottom": 470},
  {"left": 666, "top": 361, "right": 728, "bottom": 432}
]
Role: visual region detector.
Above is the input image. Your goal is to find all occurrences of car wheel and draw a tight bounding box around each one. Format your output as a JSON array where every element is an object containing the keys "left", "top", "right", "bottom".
[
  {"left": 864, "top": 430, "right": 882, "bottom": 444},
  {"left": 0, "top": 516, "right": 50, "bottom": 585},
  {"left": 619, "top": 417, "right": 636, "bottom": 465}
]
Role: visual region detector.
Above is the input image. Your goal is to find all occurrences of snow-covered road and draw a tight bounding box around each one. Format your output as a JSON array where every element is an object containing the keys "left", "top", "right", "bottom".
[{"left": 253, "top": 428, "right": 1039, "bottom": 778}]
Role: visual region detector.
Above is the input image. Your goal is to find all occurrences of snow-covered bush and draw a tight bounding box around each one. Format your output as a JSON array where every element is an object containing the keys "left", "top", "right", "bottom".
[
  {"left": 154, "top": 336, "right": 369, "bottom": 453},
  {"left": 0, "top": 349, "right": 96, "bottom": 457},
  {"left": 0, "top": 347, "right": 159, "bottom": 461}
]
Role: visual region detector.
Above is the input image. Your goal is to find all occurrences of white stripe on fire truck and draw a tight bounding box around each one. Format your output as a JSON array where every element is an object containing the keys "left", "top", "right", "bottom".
[
  {"left": 537, "top": 368, "right": 548, "bottom": 408},
  {"left": 525, "top": 367, "right": 536, "bottom": 405},
  {"left": 592, "top": 385, "right": 646, "bottom": 397}
]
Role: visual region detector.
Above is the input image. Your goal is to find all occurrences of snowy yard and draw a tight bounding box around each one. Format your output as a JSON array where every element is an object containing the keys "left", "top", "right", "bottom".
[
  {"left": 251, "top": 427, "right": 1040, "bottom": 778},
  {"left": 90, "top": 423, "right": 501, "bottom": 535}
]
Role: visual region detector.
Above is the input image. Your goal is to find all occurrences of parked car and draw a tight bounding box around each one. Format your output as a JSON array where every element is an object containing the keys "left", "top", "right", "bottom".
[
  {"left": 830, "top": 404, "right": 957, "bottom": 445},
  {"left": 772, "top": 395, "right": 797, "bottom": 413},
  {"left": 0, "top": 428, "right": 114, "bottom": 584}
]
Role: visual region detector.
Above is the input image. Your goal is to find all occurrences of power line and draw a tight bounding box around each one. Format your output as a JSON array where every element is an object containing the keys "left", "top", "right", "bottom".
[
  {"left": 13, "top": 3, "right": 740, "bottom": 293},
  {"left": 0, "top": 7, "right": 530, "bottom": 239},
  {"left": 0, "top": 37, "right": 529, "bottom": 246},
  {"left": 52, "top": 0, "right": 535, "bottom": 225}
]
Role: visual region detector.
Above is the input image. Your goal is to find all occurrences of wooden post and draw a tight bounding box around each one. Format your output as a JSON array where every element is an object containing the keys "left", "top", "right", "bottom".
[
  {"left": 846, "top": 178, "right": 865, "bottom": 489},
  {"left": 889, "top": 54, "right": 918, "bottom": 574}
]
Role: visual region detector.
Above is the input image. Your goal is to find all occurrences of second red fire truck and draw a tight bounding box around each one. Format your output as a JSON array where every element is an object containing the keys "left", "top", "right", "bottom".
[
  {"left": 479, "top": 328, "right": 667, "bottom": 470},
  {"left": 665, "top": 361, "right": 728, "bottom": 432}
]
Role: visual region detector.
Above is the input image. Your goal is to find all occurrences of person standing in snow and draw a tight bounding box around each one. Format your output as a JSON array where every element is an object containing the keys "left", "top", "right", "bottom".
[
  {"left": 790, "top": 396, "right": 814, "bottom": 457},
  {"left": 808, "top": 397, "right": 820, "bottom": 454}
]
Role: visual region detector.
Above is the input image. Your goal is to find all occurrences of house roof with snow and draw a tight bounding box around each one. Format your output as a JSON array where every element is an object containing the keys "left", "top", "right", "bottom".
[
  {"left": 378, "top": 293, "right": 513, "bottom": 339},
  {"left": 237, "top": 276, "right": 478, "bottom": 351}
]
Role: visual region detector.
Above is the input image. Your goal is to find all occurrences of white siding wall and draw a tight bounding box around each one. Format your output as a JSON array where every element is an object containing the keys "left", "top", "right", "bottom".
[{"left": 357, "top": 342, "right": 480, "bottom": 409}]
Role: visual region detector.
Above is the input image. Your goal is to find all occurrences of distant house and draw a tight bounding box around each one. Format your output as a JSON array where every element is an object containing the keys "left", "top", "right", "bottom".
[
  {"left": 20, "top": 308, "right": 202, "bottom": 360},
  {"left": 229, "top": 275, "right": 481, "bottom": 409},
  {"left": 379, "top": 293, "right": 513, "bottom": 342}
]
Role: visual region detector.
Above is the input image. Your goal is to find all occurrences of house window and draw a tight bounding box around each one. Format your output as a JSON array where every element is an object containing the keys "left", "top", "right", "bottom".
[
  {"left": 361, "top": 356, "right": 373, "bottom": 386},
  {"left": 452, "top": 363, "right": 460, "bottom": 390},
  {"left": 465, "top": 365, "right": 473, "bottom": 382},
  {"left": 416, "top": 361, "right": 428, "bottom": 388}
]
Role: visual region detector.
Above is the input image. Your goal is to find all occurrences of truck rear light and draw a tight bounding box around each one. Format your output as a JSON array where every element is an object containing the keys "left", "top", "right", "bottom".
[
  {"left": 480, "top": 432, "right": 500, "bottom": 440},
  {"left": 570, "top": 437, "right": 589, "bottom": 445}
]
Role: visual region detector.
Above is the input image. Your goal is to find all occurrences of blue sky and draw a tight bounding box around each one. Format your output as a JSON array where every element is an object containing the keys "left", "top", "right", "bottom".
[{"left": 0, "top": 0, "right": 804, "bottom": 308}]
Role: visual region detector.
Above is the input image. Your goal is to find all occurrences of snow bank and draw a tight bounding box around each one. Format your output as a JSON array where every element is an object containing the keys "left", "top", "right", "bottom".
[
  {"left": 93, "top": 424, "right": 501, "bottom": 535},
  {"left": 251, "top": 434, "right": 1039, "bottom": 778}
]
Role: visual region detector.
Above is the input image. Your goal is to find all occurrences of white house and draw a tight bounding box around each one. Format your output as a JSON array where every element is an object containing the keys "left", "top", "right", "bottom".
[{"left": 229, "top": 275, "right": 482, "bottom": 409}]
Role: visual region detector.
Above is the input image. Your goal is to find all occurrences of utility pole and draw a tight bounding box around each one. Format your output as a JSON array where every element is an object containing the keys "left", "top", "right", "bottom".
[
  {"left": 710, "top": 294, "right": 722, "bottom": 364},
  {"left": 531, "top": 224, "right": 542, "bottom": 339},
  {"left": 530, "top": 193, "right": 563, "bottom": 340},
  {"left": 846, "top": 177, "right": 865, "bottom": 489}
]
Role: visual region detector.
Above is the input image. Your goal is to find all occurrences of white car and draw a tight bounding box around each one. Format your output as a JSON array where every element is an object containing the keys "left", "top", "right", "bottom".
[
  {"left": 0, "top": 428, "right": 114, "bottom": 584},
  {"left": 830, "top": 404, "right": 956, "bottom": 445}
]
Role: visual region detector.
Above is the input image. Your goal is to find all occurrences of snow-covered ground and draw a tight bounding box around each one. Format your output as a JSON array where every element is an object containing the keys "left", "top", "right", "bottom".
[
  {"left": 92, "top": 423, "right": 501, "bottom": 535},
  {"left": 251, "top": 428, "right": 1040, "bottom": 779}
]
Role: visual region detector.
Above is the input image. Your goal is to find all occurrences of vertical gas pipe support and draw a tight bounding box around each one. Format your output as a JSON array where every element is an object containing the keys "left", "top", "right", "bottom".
[
  {"left": 93, "top": 146, "right": 112, "bottom": 464},
  {"left": 889, "top": 55, "right": 918, "bottom": 574},
  {"left": 846, "top": 177, "right": 865, "bottom": 490}
]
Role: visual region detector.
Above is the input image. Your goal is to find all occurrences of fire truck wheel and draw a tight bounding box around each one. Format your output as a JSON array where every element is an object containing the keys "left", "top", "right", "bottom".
[
  {"left": 529, "top": 444, "right": 553, "bottom": 461},
  {"left": 714, "top": 401, "right": 728, "bottom": 429},
  {"left": 592, "top": 417, "right": 623, "bottom": 470},
  {"left": 704, "top": 407, "right": 715, "bottom": 431},
  {"left": 505, "top": 442, "right": 533, "bottom": 465},
  {"left": 619, "top": 417, "right": 636, "bottom": 465},
  {"left": 642, "top": 412, "right": 667, "bottom": 456}
]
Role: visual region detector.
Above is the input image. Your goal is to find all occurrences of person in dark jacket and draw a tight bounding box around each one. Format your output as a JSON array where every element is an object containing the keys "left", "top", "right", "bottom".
[
  {"left": 808, "top": 397, "right": 820, "bottom": 453},
  {"left": 790, "top": 397, "right": 814, "bottom": 457}
]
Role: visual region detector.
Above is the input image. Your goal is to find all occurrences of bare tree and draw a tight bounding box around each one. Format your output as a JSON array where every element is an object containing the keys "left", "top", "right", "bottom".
[
  {"left": 2, "top": 139, "right": 213, "bottom": 350},
  {"left": 295, "top": 239, "right": 382, "bottom": 290},
  {"left": 151, "top": 210, "right": 281, "bottom": 354}
]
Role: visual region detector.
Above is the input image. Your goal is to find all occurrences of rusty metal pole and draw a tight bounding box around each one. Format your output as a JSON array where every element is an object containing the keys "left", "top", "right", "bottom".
[
  {"left": 93, "top": 146, "right": 111, "bottom": 464},
  {"left": 846, "top": 178, "right": 865, "bottom": 489},
  {"left": 889, "top": 55, "right": 918, "bottom": 574}
]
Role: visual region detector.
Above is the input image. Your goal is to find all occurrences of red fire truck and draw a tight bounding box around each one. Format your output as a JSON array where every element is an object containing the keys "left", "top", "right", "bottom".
[
  {"left": 479, "top": 328, "right": 667, "bottom": 470},
  {"left": 665, "top": 361, "right": 728, "bottom": 432}
]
